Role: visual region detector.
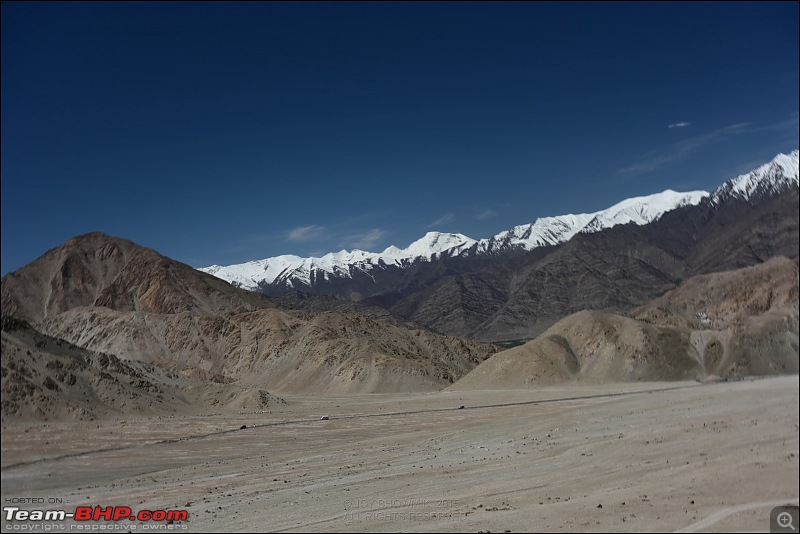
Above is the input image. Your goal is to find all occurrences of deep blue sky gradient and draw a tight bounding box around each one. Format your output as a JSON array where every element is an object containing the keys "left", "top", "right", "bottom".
[{"left": 2, "top": 2, "right": 798, "bottom": 273}]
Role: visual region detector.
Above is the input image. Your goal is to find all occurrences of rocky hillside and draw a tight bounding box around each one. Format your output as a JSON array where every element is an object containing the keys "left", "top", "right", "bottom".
[
  {"left": 38, "top": 306, "right": 496, "bottom": 394},
  {"left": 1, "top": 314, "right": 291, "bottom": 421},
  {"left": 452, "top": 257, "right": 799, "bottom": 389}
]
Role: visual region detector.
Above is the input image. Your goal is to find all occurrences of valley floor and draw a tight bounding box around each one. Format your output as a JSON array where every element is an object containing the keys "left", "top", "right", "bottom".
[{"left": 2, "top": 377, "right": 798, "bottom": 532}]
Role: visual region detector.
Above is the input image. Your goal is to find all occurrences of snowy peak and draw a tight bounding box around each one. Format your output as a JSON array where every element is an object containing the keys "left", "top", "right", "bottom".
[
  {"left": 477, "top": 214, "right": 594, "bottom": 253},
  {"left": 198, "top": 255, "right": 305, "bottom": 289},
  {"left": 400, "top": 232, "right": 477, "bottom": 259},
  {"left": 581, "top": 189, "right": 708, "bottom": 234},
  {"left": 710, "top": 150, "right": 799, "bottom": 204}
]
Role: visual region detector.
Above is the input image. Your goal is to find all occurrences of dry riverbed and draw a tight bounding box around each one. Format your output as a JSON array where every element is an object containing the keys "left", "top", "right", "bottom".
[{"left": 2, "top": 377, "right": 798, "bottom": 532}]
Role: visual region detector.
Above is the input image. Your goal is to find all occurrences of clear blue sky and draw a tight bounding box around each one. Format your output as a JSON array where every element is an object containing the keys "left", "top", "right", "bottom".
[{"left": 2, "top": 2, "right": 798, "bottom": 274}]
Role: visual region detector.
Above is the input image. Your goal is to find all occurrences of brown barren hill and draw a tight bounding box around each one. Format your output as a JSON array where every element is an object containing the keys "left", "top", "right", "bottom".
[
  {"left": 1, "top": 232, "right": 274, "bottom": 324},
  {"left": 451, "top": 310, "right": 701, "bottom": 389}
]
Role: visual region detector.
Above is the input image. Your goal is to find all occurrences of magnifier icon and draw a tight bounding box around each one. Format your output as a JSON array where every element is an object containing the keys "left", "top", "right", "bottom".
[{"left": 778, "top": 512, "right": 796, "bottom": 531}]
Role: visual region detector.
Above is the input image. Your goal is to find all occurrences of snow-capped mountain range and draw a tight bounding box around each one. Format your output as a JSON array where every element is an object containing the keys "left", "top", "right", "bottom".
[{"left": 200, "top": 150, "right": 799, "bottom": 292}]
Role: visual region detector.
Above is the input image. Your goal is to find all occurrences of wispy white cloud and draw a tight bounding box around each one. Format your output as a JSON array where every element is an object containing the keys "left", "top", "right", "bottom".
[
  {"left": 619, "top": 122, "right": 751, "bottom": 176},
  {"left": 428, "top": 212, "right": 454, "bottom": 227},
  {"left": 287, "top": 225, "right": 327, "bottom": 242},
  {"left": 748, "top": 115, "right": 799, "bottom": 134},
  {"left": 618, "top": 153, "right": 680, "bottom": 176},
  {"left": 475, "top": 208, "right": 498, "bottom": 220},
  {"left": 668, "top": 121, "right": 691, "bottom": 129},
  {"left": 346, "top": 228, "right": 386, "bottom": 250}
]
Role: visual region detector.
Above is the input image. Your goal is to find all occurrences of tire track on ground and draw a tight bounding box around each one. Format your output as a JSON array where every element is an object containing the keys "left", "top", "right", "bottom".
[
  {"left": 674, "top": 499, "right": 799, "bottom": 532},
  {"left": 2, "top": 383, "right": 702, "bottom": 471}
]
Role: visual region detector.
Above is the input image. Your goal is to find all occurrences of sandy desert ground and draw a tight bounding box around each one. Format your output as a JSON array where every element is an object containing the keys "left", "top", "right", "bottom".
[{"left": 2, "top": 376, "right": 798, "bottom": 533}]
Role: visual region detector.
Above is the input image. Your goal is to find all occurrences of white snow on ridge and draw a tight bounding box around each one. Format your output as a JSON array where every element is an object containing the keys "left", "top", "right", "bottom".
[
  {"left": 199, "top": 254, "right": 305, "bottom": 289},
  {"left": 199, "top": 232, "right": 477, "bottom": 289},
  {"left": 475, "top": 189, "right": 707, "bottom": 254},
  {"left": 710, "top": 149, "right": 799, "bottom": 204},
  {"left": 199, "top": 151, "right": 798, "bottom": 292},
  {"left": 398, "top": 232, "right": 477, "bottom": 259},
  {"left": 580, "top": 189, "right": 708, "bottom": 234},
  {"left": 198, "top": 190, "right": 704, "bottom": 291},
  {"left": 476, "top": 213, "right": 595, "bottom": 253},
  {"left": 198, "top": 193, "right": 707, "bottom": 290}
]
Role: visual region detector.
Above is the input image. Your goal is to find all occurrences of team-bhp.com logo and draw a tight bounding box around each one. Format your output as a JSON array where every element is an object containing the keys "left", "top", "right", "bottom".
[{"left": 4, "top": 505, "right": 188, "bottom": 523}]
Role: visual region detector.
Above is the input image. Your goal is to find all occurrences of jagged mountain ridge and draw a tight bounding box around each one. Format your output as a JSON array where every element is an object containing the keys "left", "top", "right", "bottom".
[
  {"left": 200, "top": 189, "right": 709, "bottom": 294},
  {"left": 201, "top": 151, "right": 797, "bottom": 301},
  {"left": 710, "top": 151, "right": 799, "bottom": 204}
]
